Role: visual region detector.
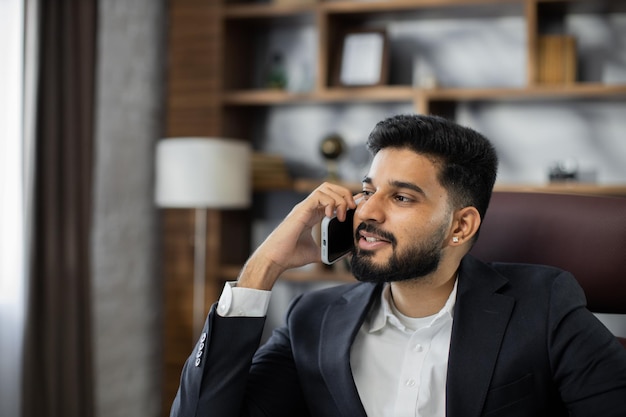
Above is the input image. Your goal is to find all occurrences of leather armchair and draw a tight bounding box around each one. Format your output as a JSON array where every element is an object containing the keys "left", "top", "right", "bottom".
[{"left": 470, "top": 191, "right": 626, "bottom": 348}]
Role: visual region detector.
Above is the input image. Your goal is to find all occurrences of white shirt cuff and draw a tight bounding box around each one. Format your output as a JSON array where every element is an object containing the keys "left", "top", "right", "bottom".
[{"left": 217, "top": 281, "right": 271, "bottom": 318}]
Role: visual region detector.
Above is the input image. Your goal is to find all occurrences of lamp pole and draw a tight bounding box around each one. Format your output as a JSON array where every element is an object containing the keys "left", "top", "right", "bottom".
[{"left": 193, "top": 207, "right": 207, "bottom": 340}]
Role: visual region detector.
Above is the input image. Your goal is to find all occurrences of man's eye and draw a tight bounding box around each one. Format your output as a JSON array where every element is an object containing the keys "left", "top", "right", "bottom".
[
  {"left": 362, "top": 190, "right": 373, "bottom": 199},
  {"left": 395, "top": 195, "right": 412, "bottom": 203}
]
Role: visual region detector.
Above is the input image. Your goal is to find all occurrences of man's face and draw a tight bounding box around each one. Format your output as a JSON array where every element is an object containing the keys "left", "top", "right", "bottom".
[{"left": 350, "top": 147, "right": 453, "bottom": 283}]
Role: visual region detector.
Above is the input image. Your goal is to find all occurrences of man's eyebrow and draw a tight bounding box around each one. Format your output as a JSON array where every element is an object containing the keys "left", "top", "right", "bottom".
[
  {"left": 362, "top": 176, "right": 426, "bottom": 196},
  {"left": 391, "top": 180, "right": 426, "bottom": 196}
]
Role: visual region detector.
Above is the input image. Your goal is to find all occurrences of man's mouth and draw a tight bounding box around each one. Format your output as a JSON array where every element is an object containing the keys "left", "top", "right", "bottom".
[
  {"left": 360, "top": 231, "right": 390, "bottom": 243},
  {"left": 358, "top": 232, "right": 391, "bottom": 252},
  {"left": 356, "top": 224, "right": 395, "bottom": 251}
]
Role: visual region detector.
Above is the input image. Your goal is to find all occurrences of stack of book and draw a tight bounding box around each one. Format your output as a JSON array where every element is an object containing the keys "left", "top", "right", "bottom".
[
  {"left": 272, "top": 0, "right": 315, "bottom": 5},
  {"left": 252, "top": 153, "right": 293, "bottom": 191},
  {"left": 537, "top": 35, "right": 577, "bottom": 84}
]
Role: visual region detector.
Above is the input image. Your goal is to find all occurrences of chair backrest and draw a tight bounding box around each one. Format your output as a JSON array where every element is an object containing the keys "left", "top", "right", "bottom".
[{"left": 470, "top": 191, "right": 626, "bottom": 347}]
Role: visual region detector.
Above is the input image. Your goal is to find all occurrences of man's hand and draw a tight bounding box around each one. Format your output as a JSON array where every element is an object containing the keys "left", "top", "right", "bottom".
[{"left": 237, "top": 182, "right": 360, "bottom": 290}]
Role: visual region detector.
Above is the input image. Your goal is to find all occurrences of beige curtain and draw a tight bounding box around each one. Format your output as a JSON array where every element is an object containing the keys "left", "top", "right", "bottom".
[{"left": 22, "top": 1, "right": 97, "bottom": 416}]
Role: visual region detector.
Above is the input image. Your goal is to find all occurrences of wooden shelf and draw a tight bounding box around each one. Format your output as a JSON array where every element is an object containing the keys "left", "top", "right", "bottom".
[
  {"left": 222, "top": 0, "right": 626, "bottom": 18},
  {"left": 222, "top": 86, "right": 418, "bottom": 105},
  {"left": 426, "top": 84, "right": 626, "bottom": 102},
  {"left": 222, "top": 84, "right": 626, "bottom": 106},
  {"left": 222, "top": 0, "right": 521, "bottom": 17},
  {"left": 321, "top": 0, "right": 521, "bottom": 14},
  {"left": 223, "top": 2, "right": 315, "bottom": 18},
  {"left": 270, "top": 178, "right": 626, "bottom": 197},
  {"left": 220, "top": 0, "right": 626, "bottom": 111},
  {"left": 493, "top": 183, "right": 626, "bottom": 197}
]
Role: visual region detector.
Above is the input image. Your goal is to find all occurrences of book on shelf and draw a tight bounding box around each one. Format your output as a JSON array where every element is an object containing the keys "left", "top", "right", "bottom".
[
  {"left": 537, "top": 35, "right": 577, "bottom": 85},
  {"left": 252, "top": 153, "right": 293, "bottom": 190},
  {"left": 271, "top": 0, "right": 315, "bottom": 5}
]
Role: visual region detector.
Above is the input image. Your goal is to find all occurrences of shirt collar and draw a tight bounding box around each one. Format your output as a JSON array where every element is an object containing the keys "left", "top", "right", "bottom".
[{"left": 367, "top": 278, "right": 458, "bottom": 333}]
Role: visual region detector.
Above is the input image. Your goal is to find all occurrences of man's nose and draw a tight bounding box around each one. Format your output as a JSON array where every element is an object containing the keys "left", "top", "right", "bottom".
[{"left": 356, "top": 194, "right": 385, "bottom": 224}]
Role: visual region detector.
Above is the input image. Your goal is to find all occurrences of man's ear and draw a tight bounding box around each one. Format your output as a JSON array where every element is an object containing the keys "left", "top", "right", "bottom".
[{"left": 449, "top": 206, "right": 481, "bottom": 246}]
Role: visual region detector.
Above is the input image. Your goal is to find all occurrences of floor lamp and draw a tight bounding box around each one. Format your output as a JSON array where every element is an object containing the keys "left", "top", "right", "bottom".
[{"left": 155, "top": 137, "right": 251, "bottom": 339}]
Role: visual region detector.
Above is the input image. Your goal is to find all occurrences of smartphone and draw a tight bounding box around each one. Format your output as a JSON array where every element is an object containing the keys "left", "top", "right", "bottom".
[{"left": 321, "top": 208, "right": 355, "bottom": 265}]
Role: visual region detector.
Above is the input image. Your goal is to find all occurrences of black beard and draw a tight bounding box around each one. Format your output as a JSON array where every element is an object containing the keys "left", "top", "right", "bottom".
[{"left": 350, "top": 221, "right": 447, "bottom": 284}]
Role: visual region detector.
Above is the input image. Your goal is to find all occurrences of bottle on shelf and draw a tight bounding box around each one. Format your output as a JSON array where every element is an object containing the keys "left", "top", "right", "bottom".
[{"left": 266, "top": 52, "right": 288, "bottom": 90}]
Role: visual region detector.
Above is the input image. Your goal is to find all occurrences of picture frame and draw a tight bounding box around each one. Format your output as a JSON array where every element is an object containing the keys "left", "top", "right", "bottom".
[{"left": 333, "top": 29, "right": 389, "bottom": 87}]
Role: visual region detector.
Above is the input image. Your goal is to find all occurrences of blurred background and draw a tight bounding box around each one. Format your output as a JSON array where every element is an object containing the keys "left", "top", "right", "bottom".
[{"left": 1, "top": 0, "right": 625, "bottom": 416}]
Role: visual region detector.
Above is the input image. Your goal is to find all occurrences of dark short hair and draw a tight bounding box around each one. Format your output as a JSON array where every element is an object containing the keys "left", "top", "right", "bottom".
[{"left": 366, "top": 114, "right": 498, "bottom": 222}]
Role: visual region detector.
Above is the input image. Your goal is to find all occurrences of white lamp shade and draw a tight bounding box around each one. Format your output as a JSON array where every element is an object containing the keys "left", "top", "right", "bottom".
[{"left": 155, "top": 137, "right": 251, "bottom": 208}]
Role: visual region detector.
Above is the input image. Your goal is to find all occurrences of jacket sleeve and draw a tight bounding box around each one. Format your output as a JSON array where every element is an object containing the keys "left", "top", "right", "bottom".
[
  {"left": 169, "top": 298, "right": 311, "bottom": 417},
  {"left": 169, "top": 304, "right": 266, "bottom": 417},
  {"left": 549, "top": 272, "right": 626, "bottom": 416}
]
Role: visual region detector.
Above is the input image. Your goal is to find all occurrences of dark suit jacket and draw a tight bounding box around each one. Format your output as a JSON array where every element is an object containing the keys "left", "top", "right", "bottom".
[{"left": 170, "top": 255, "right": 626, "bottom": 417}]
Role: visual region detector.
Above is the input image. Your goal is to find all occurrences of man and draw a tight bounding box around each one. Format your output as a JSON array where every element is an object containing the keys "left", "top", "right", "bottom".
[{"left": 170, "top": 114, "right": 626, "bottom": 417}]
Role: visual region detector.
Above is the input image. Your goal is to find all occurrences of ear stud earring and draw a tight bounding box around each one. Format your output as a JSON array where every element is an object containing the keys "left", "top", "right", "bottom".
[{"left": 452, "top": 236, "right": 459, "bottom": 243}]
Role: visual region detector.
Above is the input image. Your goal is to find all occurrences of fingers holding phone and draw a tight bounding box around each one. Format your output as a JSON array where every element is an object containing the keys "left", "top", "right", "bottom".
[
  {"left": 238, "top": 184, "right": 360, "bottom": 290},
  {"left": 247, "top": 184, "right": 357, "bottom": 271},
  {"left": 310, "top": 182, "right": 359, "bottom": 222}
]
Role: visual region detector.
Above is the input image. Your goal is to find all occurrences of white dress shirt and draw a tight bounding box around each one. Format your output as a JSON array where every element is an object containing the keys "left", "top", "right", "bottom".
[
  {"left": 217, "top": 279, "right": 457, "bottom": 417},
  {"left": 350, "top": 282, "right": 456, "bottom": 417}
]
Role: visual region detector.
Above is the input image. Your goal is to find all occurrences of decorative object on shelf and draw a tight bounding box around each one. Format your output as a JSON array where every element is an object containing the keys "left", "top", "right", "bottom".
[
  {"left": 548, "top": 158, "right": 579, "bottom": 182},
  {"left": 334, "top": 29, "right": 389, "bottom": 87},
  {"left": 155, "top": 137, "right": 251, "bottom": 339},
  {"left": 319, "top": 133, "right": 346, "bottom": 181},
  {"left": 537, "top": 35, "right": 577, "bottom": 84},
  {"left": 288, "top": 61, "right": 314, "bottom": 93},
  {"left": 412, "top": 56, "right": 438, "bottom": 89},
  {"left": 266, "top": 52, "right": 288, "bottom": 89}
]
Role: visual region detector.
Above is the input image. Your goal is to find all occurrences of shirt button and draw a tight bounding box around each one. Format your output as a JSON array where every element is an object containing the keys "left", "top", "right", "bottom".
[
  {"left": 413, "top": 344, "right": 423, "bottom": 352},
  {"left": 405, "top": 378, "right": 416, "bottom": 387}
]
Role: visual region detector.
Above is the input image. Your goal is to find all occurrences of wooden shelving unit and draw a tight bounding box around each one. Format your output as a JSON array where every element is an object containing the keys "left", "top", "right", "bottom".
[
  {"left": 162, "top": 0, "right": 626, "bottom": 414},
  {"left": 221, "top": 84, "right": 626, "bottom": 107},
  {"left": 289, "top": 177, "right": 626, "bottom": 197}
]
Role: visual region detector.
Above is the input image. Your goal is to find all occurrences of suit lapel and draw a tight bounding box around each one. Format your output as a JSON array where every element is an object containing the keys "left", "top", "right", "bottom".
[
  {"left": 319, "top": 283, "right": 380, "bottom": 417},
  {"left": 316, "top": 256, "right": 514, "bottom": 417},
  {"left": 446, "top": 256, "right": 515, "bottom": 417}
]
